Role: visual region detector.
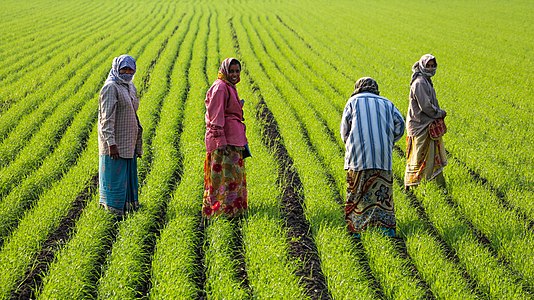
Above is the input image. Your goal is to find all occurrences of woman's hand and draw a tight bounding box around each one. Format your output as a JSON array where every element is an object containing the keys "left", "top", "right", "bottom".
[
  {"left": 109, "top": 145, "right": 120, "bottom": 159},
  {"left": 218, "top": 145, "right": 229, "bottom": 155}
]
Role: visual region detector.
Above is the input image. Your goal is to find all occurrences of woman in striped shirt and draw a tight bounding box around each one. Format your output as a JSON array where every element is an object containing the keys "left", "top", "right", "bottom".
[{"left": 340, "top": 77, "right": 405, "bottom": 238}]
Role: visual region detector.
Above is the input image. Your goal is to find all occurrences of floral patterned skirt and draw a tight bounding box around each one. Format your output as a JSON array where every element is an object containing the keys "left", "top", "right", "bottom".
[
  {"left": 203, "top": 146, "right": 248, "bottom": 218},
  {"left": 404, "top": 129, "right": 447, "bottom": 187},
  {"left": 345, "top": 169, "right": 396, "bottom": 235}
]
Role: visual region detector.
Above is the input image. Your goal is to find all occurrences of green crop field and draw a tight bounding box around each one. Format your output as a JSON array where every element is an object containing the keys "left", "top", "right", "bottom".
[{"left": 0, "top": 0, "right": 532, "bottom": 299}]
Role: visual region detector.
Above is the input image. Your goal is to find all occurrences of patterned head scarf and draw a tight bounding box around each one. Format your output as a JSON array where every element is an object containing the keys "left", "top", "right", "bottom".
[
  {"left": 106, "top": 54, "right": 136, "bottom": 83},
  {"left": 217, "top": 57, "right": 241, "bottom": 85},
  {"left": 411, "top": 54, "right": 437, "bottom": 85},
  {"left": 351, "top": 77, "right": 380, "bottom": 96}
]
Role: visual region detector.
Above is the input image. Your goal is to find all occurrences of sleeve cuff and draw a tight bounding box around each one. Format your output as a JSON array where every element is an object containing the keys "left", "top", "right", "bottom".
[{"left": 106, "top": 139, "right": 116, "bottom": 147}]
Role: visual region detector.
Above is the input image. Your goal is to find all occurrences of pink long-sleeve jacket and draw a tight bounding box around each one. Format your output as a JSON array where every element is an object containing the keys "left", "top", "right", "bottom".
[{"left": 204, "top": 79, "right": 247, "bottom": 153}]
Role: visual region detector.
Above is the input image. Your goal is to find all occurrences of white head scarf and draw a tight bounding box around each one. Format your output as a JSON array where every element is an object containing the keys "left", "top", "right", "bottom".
[
  {"left": 106, "top": 54, "right": 136, "bottom": 83},
  {"left": 410, "top": 54, "right": 437, "bottom": 85}
]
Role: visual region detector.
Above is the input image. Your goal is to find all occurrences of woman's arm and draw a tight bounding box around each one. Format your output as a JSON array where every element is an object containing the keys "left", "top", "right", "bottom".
[
  {"left": 340, "top": 102, "right": 352, "bottom": 143},
  {"left": 206, "top": 84, "right": 228, "bottom": 149},
  {"left": 392, "top": 106, "right": 405, "bottom": 143},
  {"left": 99, "top": 84, "right": 118, "bottom": 148},
  {"left": 135, "top": 117, "right": 143, "bottom": 157},
  {"left": 413, "top": 81, "right": 446, "bottom": 119}
]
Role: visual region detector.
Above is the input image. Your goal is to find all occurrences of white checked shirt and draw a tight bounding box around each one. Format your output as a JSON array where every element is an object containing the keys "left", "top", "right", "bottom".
[
  {"left": 98, "top": 81, "right": 142, "bottom": 159},
  {"left": 340, "top": 92, "right": 405, "bottom": 171}
]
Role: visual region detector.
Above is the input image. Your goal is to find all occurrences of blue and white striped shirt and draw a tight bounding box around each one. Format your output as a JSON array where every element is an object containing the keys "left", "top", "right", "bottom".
[{"left": 340, "top": 92, "right": 405, "bottom": 171}]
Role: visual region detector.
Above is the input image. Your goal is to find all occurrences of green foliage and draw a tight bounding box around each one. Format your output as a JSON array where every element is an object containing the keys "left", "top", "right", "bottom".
[
  {"left": 0, "top": 0, "right": 531, "bottom": 299},
  {"left": 37, "top": 198, "right": 115, "bottom": 299},
  {"left": 0, "top": 129, "right": 99, "bottom": 299},
  {"left": 97, "top": 4, "right": 193, "bottom": 298}
]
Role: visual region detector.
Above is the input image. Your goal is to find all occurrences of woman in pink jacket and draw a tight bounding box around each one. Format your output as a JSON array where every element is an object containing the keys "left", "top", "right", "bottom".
[{"left": 203, "top": 58, "right": 249, "bottom": 218}]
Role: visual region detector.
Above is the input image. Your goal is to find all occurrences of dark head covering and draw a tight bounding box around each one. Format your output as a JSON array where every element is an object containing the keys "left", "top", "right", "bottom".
[
  {"left": 217, "top": 57, "right": 241, "bottom": 85},
  {"left": 410, "top": 54, "right": 437, "bottom": 85},
  {"left": 106, "top": 54, "right": 136, "bottom": 83},
  {"left": 351, "top": 77, "right": 380, "bottom": 96}
]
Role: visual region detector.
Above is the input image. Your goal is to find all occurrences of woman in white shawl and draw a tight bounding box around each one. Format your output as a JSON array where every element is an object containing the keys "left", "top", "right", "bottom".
[{"left": 404, "top": 54, "right": 447, "bottom": 190}]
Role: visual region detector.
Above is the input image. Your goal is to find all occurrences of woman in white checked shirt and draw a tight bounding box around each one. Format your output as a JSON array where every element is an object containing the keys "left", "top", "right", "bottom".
[{"left": 98, "top": 55, "right": 143, "bottom": 216}]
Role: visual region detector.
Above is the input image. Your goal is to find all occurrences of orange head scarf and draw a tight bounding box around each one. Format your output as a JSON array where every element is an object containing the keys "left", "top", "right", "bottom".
[{"left": 217, "top": 57, "right": 241, "bottom": 85}]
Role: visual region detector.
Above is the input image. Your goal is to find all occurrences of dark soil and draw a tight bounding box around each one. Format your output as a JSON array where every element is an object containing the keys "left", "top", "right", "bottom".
[
  {"left": 256, "top": 99, "right": 331, "bottom": 300},
  {"left": 12, "top": 174, "right": 98, "bottom": 300},
  {"left": 350, "top": 238, "right": 387, "bottom": 299},
  {"left": 445, "top": 149, "right": 534, "bottom": 231},
  {"left": 231, "top": 216, "right": 251, "bottom": 294},
  {"left": 228, "top": 16, "right": 330, "bottom": 299},
  {"left": 195, "top": 216, "right": 208, "bottom": 300}
]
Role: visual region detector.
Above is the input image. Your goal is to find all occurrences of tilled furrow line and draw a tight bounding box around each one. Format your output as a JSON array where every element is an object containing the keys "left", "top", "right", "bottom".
[
  {"left": 274, "top": 15, "right": 352, "bottom": 83},
  {"left": 11, "top": 175, "right": 99, "bottom": 299},
  {"left": 446, "top": 149, "right": 534, "bottom": 230},
  {"left": 256, "top": 98, "right": 331, "bottom": 300},
  {"left": 392, "top": 145, "right": 531, "bottom": 297},
  {"left": 194, "top": 217, "right": 208, "bottom": 300},
  {"left": 393, "top": 146, "right": 501, "bottom": 259}
]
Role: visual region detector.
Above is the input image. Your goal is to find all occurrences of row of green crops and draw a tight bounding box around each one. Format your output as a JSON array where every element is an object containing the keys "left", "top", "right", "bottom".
[
  {"left": 0, "top": 1, "right": 175, "bottom": 243},
  {"left": 279, "top": 0, "right": 534, "bottom": 213},
  {"left": 233, "top": 2, "right": 533, "bottom": 298},
  {"left": 0, "top": 0, "right": 531, "bottom": 299},
  {"left": 0, "top": 0, "right": 178, "bottom": 297},
  {"left": 38, "top": 4, "right": 191, "bottom": 298},
  {"left": 234, "top": 11, "right": 431, "bottom": 299}
]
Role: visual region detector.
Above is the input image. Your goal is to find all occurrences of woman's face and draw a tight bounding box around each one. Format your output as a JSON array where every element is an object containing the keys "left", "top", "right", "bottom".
[
  {"left": 119, "top": 67, "right": 135, "bottom": 74},
  {"left": 227, "top": 63, "right": 241, "bottom": 84},
  {"left": 426, "top": 59, "right": 437, "bottom": 69}
]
